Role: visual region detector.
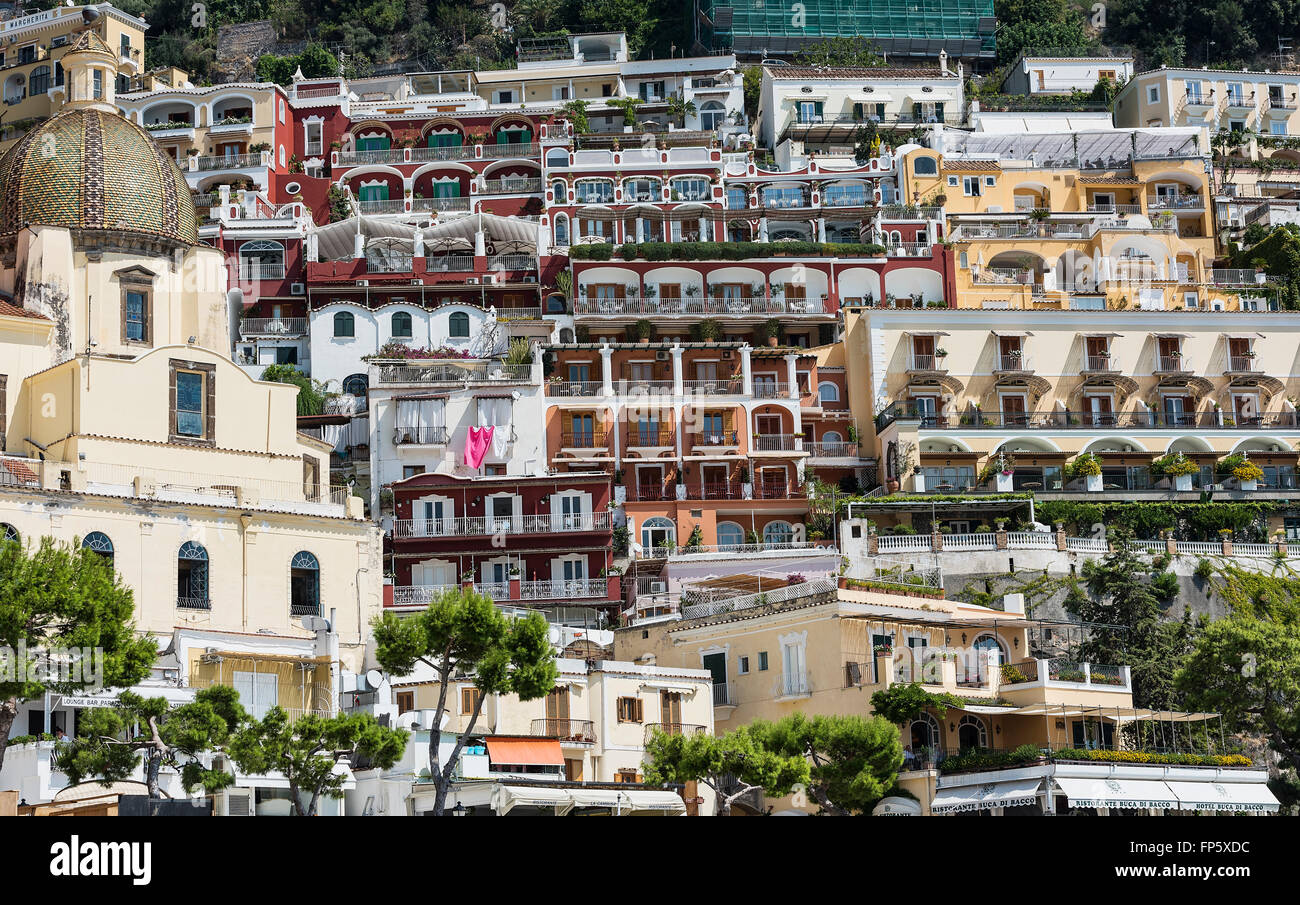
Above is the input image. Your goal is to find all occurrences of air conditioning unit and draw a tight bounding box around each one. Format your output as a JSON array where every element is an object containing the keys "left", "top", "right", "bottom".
[
  {"left": 986, "top": 205, "right": 1003, "bottom": 213},
  {"left": 355, "top": 279, "right": 369, "bottom": 287},
  {"left": 648, "top": 580, "right": 668, "bottom": 594},
  {"left": 290, "top": 282, "right": 305, "bottom": 295},
  {"left": 213, "top": 788, "right": 254, "bottom": 816},
  {"left": 655, "top": 350, "right": 670, "bottom": 361}
]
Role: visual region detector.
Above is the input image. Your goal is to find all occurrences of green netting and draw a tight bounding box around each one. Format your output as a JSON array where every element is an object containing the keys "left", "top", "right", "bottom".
[{"left": 702, "top": 0, "right": 996, "bottom": 57}]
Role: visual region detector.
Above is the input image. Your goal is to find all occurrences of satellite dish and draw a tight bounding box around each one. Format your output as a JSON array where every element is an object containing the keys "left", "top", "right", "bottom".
[{"left": 365, "top": 668, "right": 384, "bottom": 689}]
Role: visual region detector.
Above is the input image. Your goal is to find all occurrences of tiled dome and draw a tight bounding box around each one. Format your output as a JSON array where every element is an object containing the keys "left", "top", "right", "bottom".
[{"left": 0, "top": 107, "right": 198, "bottom": 246}]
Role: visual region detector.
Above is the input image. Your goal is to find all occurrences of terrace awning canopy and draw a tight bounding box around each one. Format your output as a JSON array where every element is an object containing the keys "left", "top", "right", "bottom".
[
  {"left": 1164, "top": 781, "right": 1280, "bottom": 813},
  {"left": 1053, "top": 777, "right": 1179, "bottom": 810},
  {"left": 312, "top": 213, "right": 537, "bottom": 260},
  {"left": 484, "top": 737, "right": 564, "bottom": 766},
  {"left": 931, "top": 778, "right": 1043, "bottom": 814},
  {"left": 489, "top": 784, "right": 687, "bottom": 815}
]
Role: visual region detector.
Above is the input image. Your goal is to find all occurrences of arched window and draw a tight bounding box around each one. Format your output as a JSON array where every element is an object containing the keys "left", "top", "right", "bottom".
[
  {"left": 763, "top": 521, "right": 794, "bottom": 546},
  {"left": 448, "top": 311, "right": 470, "bottom": 338},
  {"left": 546, "top": 293, "right": 568, "bottom": 314},
  {"left": 640, "top": 517, "right": 676, "bottom": 552},
  {"left": 817, "top": 381, "right": 840, "bottom": 403},
  {"left": 82, "top": 532, "right": 114, "bottom": 566},
  {"left": 290, "top": 551, "right": 320, "bottom": 616},
  {"left": 700, "top": 101, "right": 725, "bottom": 130},
  {"left": 342, "top": 374, "right": 368, "bottom": 398},
  {"left": 238, "top": 240, "right": 284, "bottom": 280},
  {"left": 558, "top": 327, "right": 575, "bottom": 343},
  {"left": 333, "top": 311, "right": 355, "bottom": 337},
  {"left": 912, "top": 156, "right": 939, "bottom": 176},
  {"left": 553, "top": 213, "right": 569, "bottom": 245},
  {"left": 546, "top": 148, "right": 569, "bottom": 168},
  {"left": 391, "top": 310, "right": 413, "bottom": 337},
  {"left": 909, "top": 712, "right": 941, "bottom": 755},
  {"left": 821, "top": 430, "right": 843, "bottom": 446},
  {"left": 30, "top": 65, "right": 51, "bottom": 95},
  {"left": 957, "top": 714, "right": 987, "bottom": 751},
  {"left": 177, "top": 542, "right": 209, "bottom": 607},
  {"left": 717, "top": 521, "right": 745, "bottom": 551},
  {"left": 550, "top": 178, "right": 567, "bottom": 199},
  {"left": 0, "top": 523, "right": 19, "bottom": 545},
  {"left": 970, "top": 633, "right": 1007, "bottom": 684}
]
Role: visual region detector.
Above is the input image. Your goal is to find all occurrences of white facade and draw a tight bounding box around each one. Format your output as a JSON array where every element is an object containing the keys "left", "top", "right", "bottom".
[{"left": 1002, "top": 56, "right": 1134, "bottom": 96}]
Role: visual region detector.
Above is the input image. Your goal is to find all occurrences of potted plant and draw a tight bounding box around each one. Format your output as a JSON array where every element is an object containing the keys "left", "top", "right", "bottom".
[
  {"left": 634, "top": 319, "right": 654, "bottom": 343},
  {"left": 739, "top": 466, "right": 753, "bottom": 499},
  {"left": 763, "top": 318, "right": 782, "bottom": 347},
  {"left": 1152, "top": 452, "right": 1199, "bottom": 491},
  {"left": 1067, "top": 452, "right": 1105, "bottom": 492}
]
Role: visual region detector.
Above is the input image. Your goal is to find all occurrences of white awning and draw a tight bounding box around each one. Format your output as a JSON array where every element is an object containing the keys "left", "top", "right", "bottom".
[
  {"left": 637, "top": 680, "right": 702, "bottom": 695},
  {"left": 931, "top": 778, "right": 1043, "bottom": 814},
  {"left": 492, "top": 785, "right": 573, "bottom": 815},
  {"left": 1054, "top": 777, "right": 1178, "bottom": 809},
  {"left": 568, "top": 788, "right": 687, "bottom": 814},
  {"left": 1165, "top": 780, "right": 1280, "bottom": 813}
]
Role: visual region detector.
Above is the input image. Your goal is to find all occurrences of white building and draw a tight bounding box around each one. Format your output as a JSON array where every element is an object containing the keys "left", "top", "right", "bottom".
[
  {"left": 757, "top": 60, "right": 965, "bottom": 170},
  {"left": 1001, "top": 54, "right": 1134, "bottom": 97}
]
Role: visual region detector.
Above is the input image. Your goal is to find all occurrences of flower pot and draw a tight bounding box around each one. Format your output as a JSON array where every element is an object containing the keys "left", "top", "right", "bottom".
[
  {"left": 993, "top": 472, "right": 1014, "bottom": 492},
  {"left": 1085, "top": 473, "right": 1103, "bottom": 493},
  {"left": 887, "top": 479, "right": 900, "bottom": 494},
  {"left": 1174, "top": 473, "right": 1193, "bottom": 492},
  {"left": 767, "top": 336, "right": 779, "bottom": 347},
  {"left": 1240, "top": 480, "right": 1258, "bottom": 491},
  {"left": 912, "top": 473, "right": 926, "bottom": 493}
]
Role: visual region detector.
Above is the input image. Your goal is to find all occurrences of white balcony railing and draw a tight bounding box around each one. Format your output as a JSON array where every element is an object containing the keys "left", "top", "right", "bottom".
[{"left": 392, "top": 511, "right": 612, "bottom": 538}]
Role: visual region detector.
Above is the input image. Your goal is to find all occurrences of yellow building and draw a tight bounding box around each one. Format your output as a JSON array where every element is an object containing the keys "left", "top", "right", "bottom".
[
  {"left": 614, "top": 578, "right": 1276, "bottom": 815},
  {"left": 896, "top": 131, "right": 1249, "bottom": 312},
  {"left": 0, "top": 26, "right": 380, "bottom": 739},
  {"left": 0, "top": 4, "right": 145, "bottom": 151},
  {"left": 842, "top": 306, "right": 1300, "bottom": 492}
]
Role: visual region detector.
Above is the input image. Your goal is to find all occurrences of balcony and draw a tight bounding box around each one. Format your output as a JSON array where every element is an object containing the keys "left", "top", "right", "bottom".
[
  {"left": 886, "top": 242, "right": 934, "bottom": 258},
  {"left": 993, "top": 352, "right": 1033, "bottom": 373},
  {"left": 239, "top": 317, "right": 305, "bottom": 337},
  {"left": 1225, "top": 355, "right": 1261, "bottom": 374},
  {"left": 373, "top": 361, "right": 533, "bottom": 386},
  {"left": 237, "top": 263, "right": 286, "bottom": 281},
  {"left": 626, "top": 427, "right": 675, "bottom": 447},
  {"left": 424, "top": 254, "right": 476, "bottom": 272},
  {"left": 1086, "top": 203, "right": 1142, "bottom": 215},
  {"left": 410, "top": 197, "right": 472, "bottom": 213},
  {"left": 531, "top": 719, "right": 597, "bottom": 745},
  {"left": 643, "top": 723, "right": 708, "bottom": 743},
  {"left": 876, "top": 401, "right": 1300, "bottom": 431},
  {"left": 1081, "top": 353, "right": 1117, "bottom": 373},
  {"left": 359, "top": 198, "right": 408, "bottom": 215},
  {"left": 752, "top": 434, "right": 799, "bottom": 452},
  {"left": 407, "top": 145, "right": 476, "bottom": 163},
  {"left": 177, "top": 596, "right": 211, "bottom": 610},
  {"left": 628, "top": 483, "right": 678, "bottom": 502},
  {"left": 393, "top": 426, "right": 449, "bottom": 446},
  {"left": 1000, "top": 658, "right": 1131, "bottom": 693},
  {"left": 1269, "top": 96, "right": 1297, "bottom": 111},
  {"left": 487, "top": 253, "right": 536, "bottom": 271},
  {"left": 807, "top": 440, "right": 858, "bottom": 458},
  {"left": 906, "top": 354, "right": 947, "bottom": 373},
  {"left": 560, "top": 428, "right": 609, "bottom": 449},
  {"left": 1154, "top": 354, "right": 1190, "bottom": 374},
  {"left": 1147, "top": 194, "right": 1205, "bottom": 211},
  {"left": 519, "top": 578, "right": 608, "bottom": 601},
  {"left": 753, "top": 480, "right": 798, "bottom": 499},
  {"left": 480, "top": 141, "right": 539, "bottom": 160},
  {"left": 368, "top": 254, "right": 413, "bottom": 272},
  {"left": 692, "top": 429, "right": 741, "bottom": 449},
  {"left": 573, "top": 296, "right": 826, "bottom": 317},
  {"left": 392, "top": 511, "right": 613, "bottom": 539},
  {"left": 193, "top": 152, "right": 268, "bottom": 171},
  {"left": 774, "top": 672, "right": 812, "bottom": 700}
]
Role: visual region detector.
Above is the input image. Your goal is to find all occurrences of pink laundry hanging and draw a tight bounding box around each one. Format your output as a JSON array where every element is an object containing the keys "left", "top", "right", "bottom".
[{"left": 464, "top": 425, "right": 494, "bottom": 468}]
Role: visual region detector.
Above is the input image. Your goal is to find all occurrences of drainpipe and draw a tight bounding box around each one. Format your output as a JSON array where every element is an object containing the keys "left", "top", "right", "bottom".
[{"left": 239, "top": 512, "right": 252, "bottom": 630}]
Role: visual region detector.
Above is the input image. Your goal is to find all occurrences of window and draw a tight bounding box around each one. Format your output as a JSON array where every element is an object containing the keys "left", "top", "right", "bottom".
[
  {"left": 763, "top": 521, "right": 794, "bottom": 545},
  {"left": 817, "top": 381, "right": 839, "bottom": 403},
  {"left": 342, "top": 373, "right": 368, "bottom": 398},
  {"left": 391, "top": 311, "right": 413, "bottom": 337},
  {"left": 640, "top": 516, "right": 676, "bottom": 551},
  {"left": 716, "top": 521, "right": 744, "bottom": 550},
  {"left": 1, "top": 523, "right": 19, "bottom": 546},
  {"left": 758, "top": 651, "right": 769, "bottom": 671},
  {"left": 30, "top": 65, "right": 50, "bottom": 95},
  {"left": 617, "top": 696, "right": 643, "bottom": 722},
  {"left": 92, "top": 69, "right": 103, "bottom": 100},
  {"left": 232, "top": 671, "right": 278, "bottom": 720},
  {"left": 403, "top": 465, "right": 426, "bottom": 479},
  {"left": 170, "top": 360, "right": 214, "bottom": 444},
  {"left": 1147, "top": 85, "right": 1160, "bottom": 104},
  {"left": 82, "top": 532, "right": 114, "bottom": 566},
  {"left": 700, "top": 100, "right": 725, "bottom": 130},
  {"left": 289, "top": 551, "right": 320, "bottom": 616},
  {"left": 396, "top": 691, "right": 415, "bottom": 713},
  {"left": 124, "top": 290, "right": 148, "bottom": 342},
  {"left": 912, "top": 156, "right": 938, "bottom": 176},
  {"left": 177, "top": 541, "right": 209, "bottom": 605},
  {"left": 448, "top": 311, "right": 470, "bottom": 338},
  {"left": 738, "top": 656, "right": 750, "bottom": 675},
  {"left": 333, "top": 311, "right": 355, "bottom": 337},
  {"left": 460, "top": 686, "right": 481, "bottom": 714},
  {"left": 962, "top": 175, "right": 982, "bottom": 196}
]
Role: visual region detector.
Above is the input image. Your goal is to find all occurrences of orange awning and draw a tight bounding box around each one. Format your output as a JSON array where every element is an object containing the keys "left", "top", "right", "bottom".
[{"left": 484, "top": 737, "right": 565, "bottom": 766}]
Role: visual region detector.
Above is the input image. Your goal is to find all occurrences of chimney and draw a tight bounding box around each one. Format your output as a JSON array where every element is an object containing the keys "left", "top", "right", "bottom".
[{"left": 939, "top": 49, "right": 948, "bottom": 74}]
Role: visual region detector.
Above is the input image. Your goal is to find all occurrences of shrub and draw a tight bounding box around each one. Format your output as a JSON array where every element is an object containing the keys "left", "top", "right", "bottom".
[
  {"left": 1065, "top": 452, "right": 1104, "bottom": 479},
  {"left": 1150, "top": 452, "right": 1199, "bottom": 478},
  {"left": 1000, "top": 664, "right": 1029, "bottom": 684},
  {"left": 1051, "top": 748, "right": 1250, "bottom": 767},
  {"left": 1194, "top": 558, "right": 1215, "bottom": 581},
  {"left": 939, "top": 744, "right": 1042, "bottom": 774}
]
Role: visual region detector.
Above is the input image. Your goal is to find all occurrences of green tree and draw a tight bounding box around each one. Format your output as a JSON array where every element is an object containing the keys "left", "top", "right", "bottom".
[
  {"left": 642, "top": 724, "right": 809, "bottom": 815},
  {"left": 0, "top": 537, "right": 157, "bottom": 775},
  {"left": 258, "top": 364, "right": 332, "bottom": 415},
  {"left": 1178, "top": 612, "right": 1300, "bottom": 772},
  {"left": 560, "top": 99, "right": 591, "bottom": 135},
  {"left": 869, "top": 682, "right": 961, "bottom": 724},
  {"left": 665, "top": 92, "right": 697, "bottom": 128},
  {"left": 1065, "top": 529, "right": 1196, "bottom": 708},
  {"left": 371, "top": 588, "right": 558, "bottom": 815},
  {"left": 55, "top": 686, "right": 246, "bottom": 799},
  {"left": 752, "top": 713, "right": 903, "bottom": 815},
  {"left": 793, "top": 36, "right": 885, "bottom": 68},
  {"left": 228, "top": 708, "right": 407, "bottom": 815},
  {"left": 607, "top": 96, "right": 643, "bottom": 127}
]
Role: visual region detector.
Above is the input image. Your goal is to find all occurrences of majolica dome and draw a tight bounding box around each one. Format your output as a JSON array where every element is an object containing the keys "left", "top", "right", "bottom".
[{"left": 0, "top": 107, "right": 198, "bottom": 247}]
